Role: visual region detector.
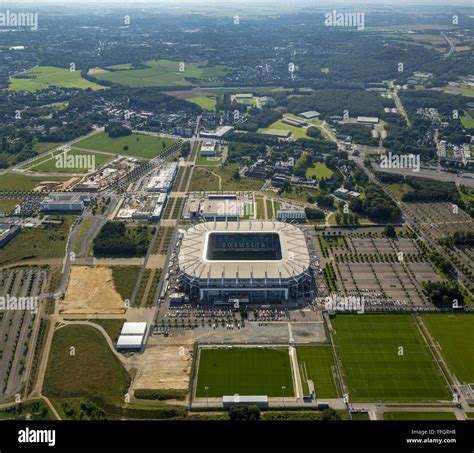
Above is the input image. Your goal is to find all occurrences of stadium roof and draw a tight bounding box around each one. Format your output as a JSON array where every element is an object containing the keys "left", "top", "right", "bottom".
[{"left": 178, "top": 221, "right": 310, "bottom": 280}]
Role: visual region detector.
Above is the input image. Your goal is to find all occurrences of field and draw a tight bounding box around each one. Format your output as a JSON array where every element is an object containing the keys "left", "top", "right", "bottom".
[
  {"left": 441, "top": 86, "right": 474, "bottom": 97},
  {"left": 9, "top": 66, "right": 103, "bottom": 92},
  {"left": 259, "top": 120, "right": 309, "bottom": 139},
  {"left": 383, "top": 412, "right": 456, "bottom": 421},
  {"left": 111, "top": 266, "right": 142, "bottom": 302},
  {"left": 195, "top": 348, "right": 294, "bottom": 397},
  {"left": 332, "top": 315, "right": 450, "bottom": 402},
  {"left": 0, "top": 198, "right": 22, "bottom": 212},
  {"left": 297, "top": 346, "right": 340, "bottom": 398},
  {"left": 90, "top": 59, "right": 229, "bottom": 88},
  {"left": 185, "top": 96, "right": 217, "bottom": 111},
  {"left": 27, "top": 149, "right": 113, "bottom": 173},
  {"left": 0, "top": 172, "right": 70, "bottom": 192},
  {"left": 189, "top": 164, "right": 263, "bottom": 192},
  {"left": 461, "top": 111, "right": 474, "bottom": 128},
  {"left": 306, "top": 162, "right": 333, "bottom": 180},
  {"left": 195, "top": 154, "right": 222, "bottom": 166},
  {"left": 422, "top": 314, "right": 474, "bottom": 385},
  {"left": 73, "top": 132, "right": 178, "bottom": 159},
  {"left": 44, "top": 324, "right": 130, "bottom": 404},
  {"left": 386, "top": 183, "right": 414, "bottom": 201},
  {"left": 0, "top": 218, "right": 73, "bottom": 266},
  {"left": 62, "top": 266, "right": 127, "bottom": 314}
]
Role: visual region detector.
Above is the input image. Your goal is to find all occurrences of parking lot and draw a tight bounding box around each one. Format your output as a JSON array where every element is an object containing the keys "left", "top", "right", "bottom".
[{"left": 316, "top": 231, "right": 441, "bottom": 309}]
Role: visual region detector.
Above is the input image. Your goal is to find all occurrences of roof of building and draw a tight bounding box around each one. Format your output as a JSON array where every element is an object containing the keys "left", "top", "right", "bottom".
[
  {"left": 298, "top": 111, "right": 321, "bottom": 119},
  {"left": 178, "top": 221, "right": 310, "bottom": 280},
  {"left": 120, "top": 322, "right": 147, "bottom": 336},
  {"left": 356, "top": 116, "right": 379, "bottom": 123},
  {"left": 116, "top": 335, "right": 144, "bottom": 348}
]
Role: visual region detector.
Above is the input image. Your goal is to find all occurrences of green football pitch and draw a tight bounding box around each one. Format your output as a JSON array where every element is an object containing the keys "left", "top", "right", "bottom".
[
  {"left": 422, "top": 314, "right": 474, "bottom": 385},
  {"left": 332, "top": 315, "right": 451, "bottom": 402},
  {"left": 297, "top": 346, "right": 340, "bottom": 398},
  {"left": 195, "top": 348, "right": 294, "bottom": 397}
]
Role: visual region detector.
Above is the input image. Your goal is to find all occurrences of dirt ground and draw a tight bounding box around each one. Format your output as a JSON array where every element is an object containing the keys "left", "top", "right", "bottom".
[
  {"left": 131, "top": 335, "right": 193, "bottom": 391},
  {"left": 146, "top": 254, "right": 166, "bottom": 269},
  {"left": 61, "top": 266, "right": 126, "bottom": 314}
]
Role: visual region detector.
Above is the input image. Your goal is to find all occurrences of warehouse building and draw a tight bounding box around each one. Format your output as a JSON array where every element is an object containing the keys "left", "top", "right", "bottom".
[
  {"left": 40, "top": 193, "right": 90, "bottom": 213},
  {"left": 116, "top": 322, "right": 148, "bottom": 352},
  {"left": 0, "top": 224, "right": 21, "bottom": 249},
  {"left": 146, "top": 162, "right": 178, "bottom": 192}
]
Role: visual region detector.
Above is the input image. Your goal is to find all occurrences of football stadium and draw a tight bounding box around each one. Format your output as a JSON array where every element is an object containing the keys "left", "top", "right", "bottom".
[{"left": 178, "top": 221, "right": 312, "bottom": 304}]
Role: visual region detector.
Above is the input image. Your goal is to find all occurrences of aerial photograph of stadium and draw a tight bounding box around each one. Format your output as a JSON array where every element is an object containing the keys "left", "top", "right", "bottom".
[{"left": 0, "top": 0, "right": 473, "bottom": 450}]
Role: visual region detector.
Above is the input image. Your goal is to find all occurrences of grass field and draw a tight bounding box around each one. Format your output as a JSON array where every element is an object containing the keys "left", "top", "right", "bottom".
[
  {"left": 189, "top": 164, "right": 263, "bottom": 192},
  {"left": 9, "top": 66, "right": 103, "bottom": 92},
  {"left": 111, "top": 266, "right": 141, "bottom": 302},
  {"left": 185, "top": 96, "right": 217, "bottom": 111},
  {"left": 461, "top": 111, "right": 474, "bottom": 128},
  {"left": 0, "top": 198, "right": 22, "bottom": 212},
  {"left": 422, "top": 314, "right": 474, "bottom": 385},
  {"left": 28, "top": 149, "right": 113, "bottom": 173},
  {"left": 195, "top": 154, "right": 222, "bottom": 166},
  {"left": 0, "top": 217, "right": 73, "bottom": 266},
  {"left": 442, "top": 86, "right": 474, "bottom": 97},
  {"left": 386, "top": 183, "right": 414, "bottom": 201},
  {"left": 195, "top": 348, "right": 294, "bottom": 397},
  {"left": 383, "top": 412, "right": 456, "bottom": 421},
  {"left": 90, "top": 60, "right": 229, "bottom": 88},
  {"left": 259, "top": 120, "right": 309, "bottom": 139},
  {"left": 73, "top": 132, "right": 178, "bottom": 159},
  {"left": 74, "top": 217, "right": 95, "bottom": 254},
  {"left": 297, "top": 346, "right": 340, "bottom": 398},
  {"left": 32, "top": 142, "right": 63, "bottom": 154},
  {"left": 0, "top": 399, "right": 54, "bottom": 420},
  {"left": 332, "top": 315, "right": 450, "bottom": 402},
  {"left": 44, "top": 324, "right": 130, "bottom": 404},
  {"left": 306, "top": 162, "right": 334, "bottom": 180},
  {"left": 0, "top": 172, "right": 69, "bottom": 192}
]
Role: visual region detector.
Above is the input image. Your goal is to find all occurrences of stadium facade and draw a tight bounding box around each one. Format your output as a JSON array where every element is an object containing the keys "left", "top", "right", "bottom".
[{"left": 178, "top": 220, "right": 312, "bottom": 304}]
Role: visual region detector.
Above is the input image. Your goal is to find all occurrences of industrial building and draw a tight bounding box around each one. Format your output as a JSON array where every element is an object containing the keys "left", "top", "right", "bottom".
[
  {"left": 200, "top": 141, "right": 217, "bottom": 157},
  {"left": 146, "top": 162, "right": 178, "bottom": 192},
  {"left": 0, "top": 224, "right": 21, "bottom": 249},
  {"left": 356, "top": 116, "right": 379, "bottom": 124},
  {"left": 200, "top": 126, "right": 234, "bottom": 139},
  {"left": 40, "top": 193, "right": 90, "bottom": 213},
  {"left": 117, "top": 192, "right": 167, "bottom": 222},
  {"left": 116, "top": 322, "right": 147, "bottom": 352},
  {"left": 298, "top": 111, "right": 321, "bottom": 119},
  {"left": 178, "top": 221, "right": 312, "bottom": 304},
  {"left": 277, "top": 210, "right": 306, "bottom": 221},
  {"left": 185, "top": 194, "right": 248, "bottom": 221}
]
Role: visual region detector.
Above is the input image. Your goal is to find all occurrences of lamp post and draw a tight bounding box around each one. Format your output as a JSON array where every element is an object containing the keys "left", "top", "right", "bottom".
[
  {"left": 282, "top": 385, "right": 286, "bottom": 408},
  {"left": 205, "top": 386, "right": 209, "bottom": 408}
]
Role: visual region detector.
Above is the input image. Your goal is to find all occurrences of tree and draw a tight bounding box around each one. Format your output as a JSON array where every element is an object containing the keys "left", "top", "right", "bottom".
[
  {"left": 228, "top": 405, "right": 261, "bottom": 421},
  {"left": 384, "top": 224, "right": 396, "bottom": 237}
]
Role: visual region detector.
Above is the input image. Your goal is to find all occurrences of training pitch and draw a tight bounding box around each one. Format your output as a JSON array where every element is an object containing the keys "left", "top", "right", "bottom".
[
  {"left": 195, "top": 347, "right": 294, "bottom": 398},
  {"left": 332, "top": 315, "right": 451, "bottom": 402}
]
